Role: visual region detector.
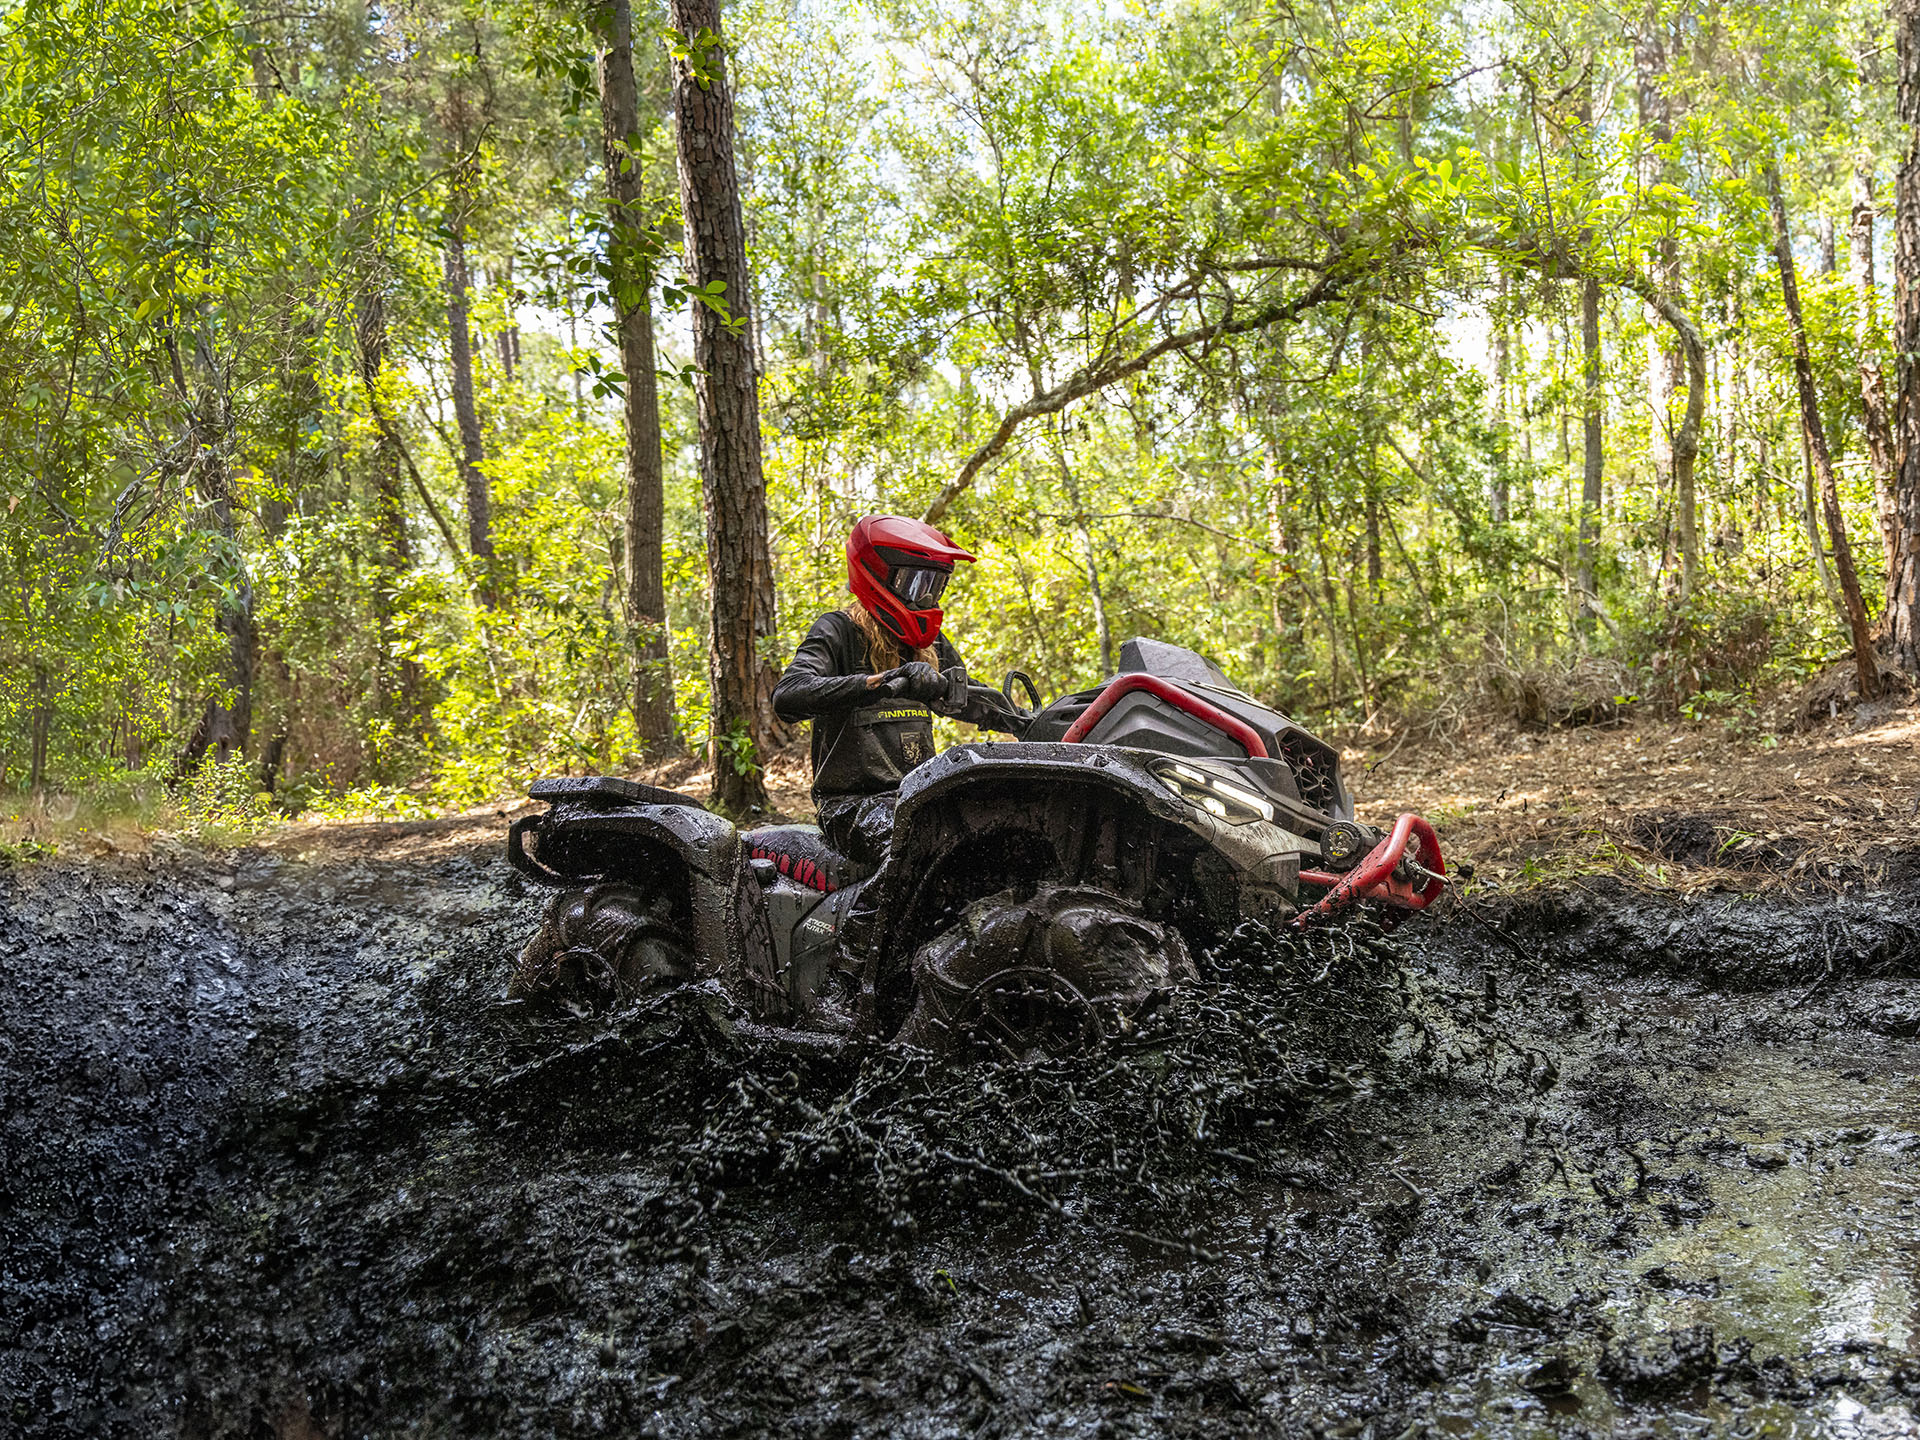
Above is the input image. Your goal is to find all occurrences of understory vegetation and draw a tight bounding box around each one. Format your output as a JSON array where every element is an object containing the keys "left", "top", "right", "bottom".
[{"left": 2, "top": 0, "right": 1915, "bottom": 813}]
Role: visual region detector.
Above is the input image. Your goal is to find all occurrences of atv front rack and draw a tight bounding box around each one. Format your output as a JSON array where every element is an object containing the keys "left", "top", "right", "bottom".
[{"left": 1296, "top": 813, "right": 1446, "bottom": 927}]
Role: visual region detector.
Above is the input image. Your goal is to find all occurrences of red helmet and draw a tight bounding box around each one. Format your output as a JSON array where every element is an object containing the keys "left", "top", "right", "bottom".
[{"left": 846, "top": 515, "right": 976, "bottom": 651}]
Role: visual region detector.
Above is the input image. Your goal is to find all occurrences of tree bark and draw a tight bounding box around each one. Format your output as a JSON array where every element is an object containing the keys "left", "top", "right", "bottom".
[
  {"left": 357, "top": 281, "right": 425, "bottom": 725},
  {"left": 444, "top": 161, "right": 494, "bottom": 600},
  {"left": 1489, "top": 267, "right": 1510, "bottom": 525},
  {"left": 669, "top": 0, "right": 777, "bottom": 814},
  {"left": 1851, "top": 155, "right": 1900, "bottom": 592},
  {"left": 1633, "top": 12, "right": 1691, "bottom": 596},
  {"left": 1886, "top": 0, "right": 1920, "bottom": 671},
  {"left": 1577, "top": 273, "right": 1603, "bottom": 614},
  {"left": 171, "top": 331, "right": 257, "bottom": 774},
  {"left": 1768, "top": 163, "right": 1882, "bottom": 699},
  {"left": 598, "top": 0, "right": 676, "bottom": 750}
]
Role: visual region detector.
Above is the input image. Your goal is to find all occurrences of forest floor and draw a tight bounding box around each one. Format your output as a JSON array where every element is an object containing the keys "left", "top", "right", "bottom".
[{"left": 4, "top": 688, "right": 1919, "bottom": 1438}]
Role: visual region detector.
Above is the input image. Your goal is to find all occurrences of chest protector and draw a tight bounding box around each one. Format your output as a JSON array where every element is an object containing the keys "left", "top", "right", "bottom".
[{"left": 812, "top": 698, "right": 936, "bottom": 798}]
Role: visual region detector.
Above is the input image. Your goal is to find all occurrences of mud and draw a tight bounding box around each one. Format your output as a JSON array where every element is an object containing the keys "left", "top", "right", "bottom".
[{"left": 3, "top": 839, "right": 1918, "bottom": 1438}]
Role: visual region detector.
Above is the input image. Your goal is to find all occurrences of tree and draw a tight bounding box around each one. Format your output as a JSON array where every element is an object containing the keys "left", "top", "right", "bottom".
[
  {"left": 595, "top": 0, "right": 676, "bottom": 749},
  {"left": 1768, "top": 163, "right": 1881, "bottom": 698},
  {"left": 668, "top": 0, "right": 779, "bottom": 813},
  {"left": 1889, "top": 0, "right": 1920, "bottom": 669}
]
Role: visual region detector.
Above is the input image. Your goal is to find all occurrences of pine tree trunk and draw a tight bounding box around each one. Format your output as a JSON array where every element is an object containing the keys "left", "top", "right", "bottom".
[
  {"left": 1885, "top": 0, "right": 1920, "bottom": 671},
  {"left": 1769, "top": 163, "right": 1882, "bottom": 698},
  {"left": 172, "top": 331, "right": 257, "bottom": 774},
  {"left": 357, "top": 281, "right": 424, "bottom": 724},
  {"left": 669, "top": 0, "right": 778, "bottom": 815},
  {"left": 444, "top": 163, "right": 494, "bottom": 600},
  {"left": 1854, "top": 158, "right": 1900, "bottom": 593},
  {"left": 597, "top": 0, "right": 676, "bottom": 750},
  {"left": 1577, "top": 274, "right": 1603, "bottom": 614},
  {"left": 1634, "top": 13, "right": 1691, "bottom": 595},
  {"left": 1489, "top": 268, "right": 1509, "bottom": 526}
]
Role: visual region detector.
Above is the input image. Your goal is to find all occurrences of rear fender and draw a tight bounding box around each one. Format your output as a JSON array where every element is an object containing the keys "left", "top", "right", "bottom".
[{"left": 508, "top": 793, "right": 751, "bottom": 990}]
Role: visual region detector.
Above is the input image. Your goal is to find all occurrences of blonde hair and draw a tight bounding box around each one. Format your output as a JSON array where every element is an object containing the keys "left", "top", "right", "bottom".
[{"left": 844, "top": 598, "right": 934, "bottom": 671}]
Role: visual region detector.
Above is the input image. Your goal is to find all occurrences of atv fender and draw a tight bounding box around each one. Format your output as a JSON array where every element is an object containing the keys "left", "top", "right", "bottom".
[
  {"left": 508, "top": 784, "right": 771, "bottom": 1000},
  {"left": 875, "top": 742, "right": 1307, "bottom": 967}
]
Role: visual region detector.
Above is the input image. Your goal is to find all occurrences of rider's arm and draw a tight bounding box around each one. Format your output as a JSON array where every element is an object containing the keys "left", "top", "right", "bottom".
[{"left": 773, "top": 615, "right": 882, "bottom": 722}]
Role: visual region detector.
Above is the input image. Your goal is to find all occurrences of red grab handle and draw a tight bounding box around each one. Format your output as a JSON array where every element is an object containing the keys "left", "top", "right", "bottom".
[{"left": 1061, "top": 673, "right": 1269, "bottom": 759}]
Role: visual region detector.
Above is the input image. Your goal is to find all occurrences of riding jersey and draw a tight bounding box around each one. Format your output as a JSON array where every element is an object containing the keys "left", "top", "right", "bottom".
[{"left": 773, "top": 611, "right": 993, "bottom": 810}]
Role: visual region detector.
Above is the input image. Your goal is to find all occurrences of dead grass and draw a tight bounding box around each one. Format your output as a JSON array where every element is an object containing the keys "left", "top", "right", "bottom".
[{"left": 1351, "top": 693, "right": 1920, "bottom": 896}]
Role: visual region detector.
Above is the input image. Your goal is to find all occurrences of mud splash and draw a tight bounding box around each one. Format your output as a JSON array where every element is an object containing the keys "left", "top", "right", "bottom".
[{"left": 3, "top": 843, "right": 1917, "bottom": 1437}]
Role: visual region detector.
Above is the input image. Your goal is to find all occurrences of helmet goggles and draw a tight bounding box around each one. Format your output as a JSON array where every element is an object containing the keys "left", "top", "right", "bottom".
[{"left": 888, "top": 564, "right": 950, "bottom": 611}]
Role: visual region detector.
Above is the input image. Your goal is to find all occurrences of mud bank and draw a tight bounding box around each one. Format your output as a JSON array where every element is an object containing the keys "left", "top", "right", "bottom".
[{"left": 2, "top": 842, "right": 1917, "bottom": 1438}]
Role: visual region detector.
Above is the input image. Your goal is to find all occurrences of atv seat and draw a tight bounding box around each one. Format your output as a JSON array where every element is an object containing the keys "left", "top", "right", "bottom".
[{"left": 744, "top": 825, "right": 872, "bottom": 893}]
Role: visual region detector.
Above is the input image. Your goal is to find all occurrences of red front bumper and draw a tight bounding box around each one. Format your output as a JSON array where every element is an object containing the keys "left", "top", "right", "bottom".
[{"left": 1295, "top": 813, "right": 1446, "bottom": 927}]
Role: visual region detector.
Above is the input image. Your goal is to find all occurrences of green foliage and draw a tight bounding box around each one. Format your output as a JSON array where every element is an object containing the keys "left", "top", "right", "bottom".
[{"left": 0, "top": 0, "right": 1904, "bottom": 817}]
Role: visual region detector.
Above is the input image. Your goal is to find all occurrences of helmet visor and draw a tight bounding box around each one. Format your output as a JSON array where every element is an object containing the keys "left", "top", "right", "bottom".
[{"left": 888, "top": 564, "right": 950, "bottom": 611}]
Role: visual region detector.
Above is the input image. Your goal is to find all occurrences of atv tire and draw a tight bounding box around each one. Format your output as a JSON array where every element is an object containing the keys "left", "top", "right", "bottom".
[
  {"left": 894, "top": 885, "right": 1194, "bottom": 1059},
  {"left": 510, "top": 883, "right": 695, "bottom": 1008}
]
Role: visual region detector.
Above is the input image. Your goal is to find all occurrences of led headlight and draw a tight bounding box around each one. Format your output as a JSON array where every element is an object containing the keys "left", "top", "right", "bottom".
[{"left": 1151, "top": 760, "right": 1276, "bottom": 825}]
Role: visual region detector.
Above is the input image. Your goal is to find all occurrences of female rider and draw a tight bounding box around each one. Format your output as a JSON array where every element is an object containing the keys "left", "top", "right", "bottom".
[{"left": 772, "top": 514, "right": 1020, "bottom": 866}]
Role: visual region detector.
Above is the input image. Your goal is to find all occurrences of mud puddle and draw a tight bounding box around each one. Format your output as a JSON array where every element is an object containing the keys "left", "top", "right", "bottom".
[{"left": 2, "top": 845, "right": 1918, "bottom": 1437}]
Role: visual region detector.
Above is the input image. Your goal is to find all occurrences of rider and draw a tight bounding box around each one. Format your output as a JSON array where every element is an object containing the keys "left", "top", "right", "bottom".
[{"left": 772, "top": 514, "right": 1017, "bottom": 866}]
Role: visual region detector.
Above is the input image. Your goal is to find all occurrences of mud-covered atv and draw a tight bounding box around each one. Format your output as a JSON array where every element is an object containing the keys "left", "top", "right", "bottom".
[{"left": 507, "top": 638, "right": 1445, "bottom": 1056}]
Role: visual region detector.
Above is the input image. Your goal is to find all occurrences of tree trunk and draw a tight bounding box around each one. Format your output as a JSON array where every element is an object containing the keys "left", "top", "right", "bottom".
[
  {"left": 444, "top": 163, "right": 494, "bottom": 600},
  {"left": 1053, "top": 419, "right": 1113, "bottom": 675},
  {"left": 1854, "top": 157, "right": 1900, "bottom": 592},
  {"left": 492, "top": 256, "right": 520, "bottom": 382},
  {"left": 1634, "top": 13, "right": 1691, "bottom": 595},
  {"left": 1892, "top": 0, "right": 1920, "bottom": 669},
  {"left": 1769, "top": 163, "right": 1882, "bottom": 699},
  {"left": 1577, "top": 273, "right": 1603, "bottom": 615},
  {"left": 669, "top": 0, "right": 778, "bottom": 815},
  {"left": 597, "top": 0, "right": 676, "bottom": 750},
  {"left": 172, "top": 332, "right": 257, "bottom": 774},
  {"left": 1489, "top": 267, "right": 1509, "bottom": 525},
  {"left": 357, "top": 281, "right": 425, "bottom": 724}
]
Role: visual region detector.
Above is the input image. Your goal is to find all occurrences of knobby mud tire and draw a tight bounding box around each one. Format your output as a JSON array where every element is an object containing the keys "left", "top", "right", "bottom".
[
  {"left": 894, "top": 885, "right": 1195, "bottom": 1059},
  {"left": 510, "top": 883, "right": 696, "bottom": 1009}
]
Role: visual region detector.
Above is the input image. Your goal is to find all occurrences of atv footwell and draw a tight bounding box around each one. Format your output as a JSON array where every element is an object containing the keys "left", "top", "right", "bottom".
[{"left": 3, "top": 843, "right": 1918, "bottom": 1438}]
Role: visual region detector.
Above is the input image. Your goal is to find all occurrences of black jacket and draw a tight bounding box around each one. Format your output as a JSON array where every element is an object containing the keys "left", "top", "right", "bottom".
[{"left": 774, "top": 611, "right": 1000, "bottom": 805}]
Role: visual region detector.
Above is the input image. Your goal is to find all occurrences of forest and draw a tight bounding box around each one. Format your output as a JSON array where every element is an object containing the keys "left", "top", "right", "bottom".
[{"left": 4, "top": 0, "right": 1919, "bottom": 819}]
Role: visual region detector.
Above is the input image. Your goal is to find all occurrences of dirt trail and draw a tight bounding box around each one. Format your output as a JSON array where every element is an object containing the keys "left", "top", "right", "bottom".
[{"left": 3, "top": 788, "right": 1919, "bottom": 1436}]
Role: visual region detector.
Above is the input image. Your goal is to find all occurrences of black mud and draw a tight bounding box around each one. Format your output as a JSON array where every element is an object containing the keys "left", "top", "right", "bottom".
[{"left": 3, "top": 842, "right": 1918, "bottom": 1438}]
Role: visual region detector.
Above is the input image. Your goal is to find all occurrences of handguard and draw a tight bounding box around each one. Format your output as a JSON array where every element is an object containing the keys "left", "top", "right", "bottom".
[{"left": 1295, "top": 813, "right": 1446, "bottom": 927}]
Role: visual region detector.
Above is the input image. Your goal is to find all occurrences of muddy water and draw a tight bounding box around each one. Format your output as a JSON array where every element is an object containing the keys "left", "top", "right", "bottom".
[{"left": 2, "top": 842, "right": 1917, "bottom": 1438}]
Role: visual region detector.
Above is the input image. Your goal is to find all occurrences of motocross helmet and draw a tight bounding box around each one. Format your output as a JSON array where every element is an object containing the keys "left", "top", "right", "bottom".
[{"left": 846, "top": 515, "right": 976, "bottom": 651}]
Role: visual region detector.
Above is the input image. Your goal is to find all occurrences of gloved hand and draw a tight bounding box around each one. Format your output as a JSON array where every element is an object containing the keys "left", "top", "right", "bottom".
[
  {"left": 891, "top": 660, "right": 951, "bottom": 704},
  {"left": 930, "top": 665, "right": 971, "bottom": 717}
]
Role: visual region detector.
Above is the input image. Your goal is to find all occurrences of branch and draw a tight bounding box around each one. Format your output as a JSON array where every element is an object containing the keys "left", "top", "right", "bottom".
[
  {"left": 921, "top": 260, "right": 1357, "bottom": 525},
  {"left": 352, "top": 352, "right": 468, "bottom": 568}
]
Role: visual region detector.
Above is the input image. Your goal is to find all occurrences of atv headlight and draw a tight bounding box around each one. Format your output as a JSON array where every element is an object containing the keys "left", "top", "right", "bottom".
[{"left": 1151, "top": 760, "right": 1275, "bottom": 825}]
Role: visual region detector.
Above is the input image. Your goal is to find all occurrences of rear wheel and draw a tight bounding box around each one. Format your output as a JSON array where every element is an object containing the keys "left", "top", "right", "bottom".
[
  {"left": 894, "top": 885, "right": 1193, "bottom": 1059},
  {"left": 510, "top": 883, "right": 696, "bottom": 1008}
]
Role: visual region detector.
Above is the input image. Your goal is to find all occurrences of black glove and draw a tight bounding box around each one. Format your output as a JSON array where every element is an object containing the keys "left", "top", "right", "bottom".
[
  {"left": 892, "top": 661, "right": 951, "bottom": 704},
  {"left": 931, "top": 665, "right": 971, "bottom": 717}
]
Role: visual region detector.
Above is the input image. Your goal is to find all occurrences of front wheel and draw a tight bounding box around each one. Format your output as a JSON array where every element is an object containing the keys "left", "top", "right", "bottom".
[
  {"left": 510, "top": 883, "right": 696, "bottom": 1008},
  {"left": 893, "top": 885, "right": 1194, "bottom": 1059}
]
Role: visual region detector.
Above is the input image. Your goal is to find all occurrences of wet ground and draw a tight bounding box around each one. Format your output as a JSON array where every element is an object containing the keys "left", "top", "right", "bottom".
[{"left": 3, "top": 835, "right": 1918, "bottom": 1438}]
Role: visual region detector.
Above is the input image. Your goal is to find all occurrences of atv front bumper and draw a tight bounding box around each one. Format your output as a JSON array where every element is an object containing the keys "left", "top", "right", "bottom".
[{"left": 1295, "top": 813, "right": 1446, "bottom": 927}]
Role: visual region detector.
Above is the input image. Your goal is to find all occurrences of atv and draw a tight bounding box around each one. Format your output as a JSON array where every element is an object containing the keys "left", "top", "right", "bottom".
[{"left": 507, "top": 637, "right": 1445, "bottom": 1057}]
